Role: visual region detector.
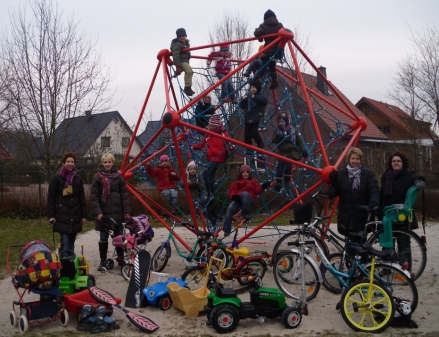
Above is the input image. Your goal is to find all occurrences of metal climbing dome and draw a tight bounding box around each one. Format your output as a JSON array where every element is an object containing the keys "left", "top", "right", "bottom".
[{"left": 120, "top": 28, "right": 370, "bottom": 247}]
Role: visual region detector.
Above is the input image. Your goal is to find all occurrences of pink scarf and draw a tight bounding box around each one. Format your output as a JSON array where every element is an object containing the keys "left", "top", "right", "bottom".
[
  {"left": 59, "top": 166, "right": 77, "bottom": 188},
  {"left": 98, "top": 171, "right": 119, "bottom": 203}
]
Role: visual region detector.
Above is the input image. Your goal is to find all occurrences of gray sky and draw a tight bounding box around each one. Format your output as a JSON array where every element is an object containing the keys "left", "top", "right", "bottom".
[{"left": 1, "top": 0, "right": 438, "bottom": 129}]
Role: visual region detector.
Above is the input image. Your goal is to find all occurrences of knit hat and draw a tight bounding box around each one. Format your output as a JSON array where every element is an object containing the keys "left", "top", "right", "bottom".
[
  {"left": 160, "top": 154, "right": 170, "bottom": 162},
  {"left": 250, "top": 79, "right": 262, "bottom": 94},
  {"left": 264, "top": 9, "right": 276, "bottom": 20},
  {"left": 186, "top": 160, "right": 197, "bottom": 181},
  {"left": 220, "top": 44, "right": 230, "bottom": 51},
  {"left": 208, "top": 114, "right": 223, "bottom": 128},
  {"left": 240, "top": 165, "right": 251, "bottom": 173},
  {"left": 176, "top": 28, "right": 187, "bottom": 37}
]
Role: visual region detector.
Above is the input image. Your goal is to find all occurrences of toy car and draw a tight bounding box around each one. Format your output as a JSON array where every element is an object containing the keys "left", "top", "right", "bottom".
[
  {"left": 58, "top": 245, "right": 96, "bottom": 294},
  {"left": 205, "top": 276, "right": 301, "bottom": 333},
  {"left": 142, "top": 272, "right": 187, "bottom": 310}
]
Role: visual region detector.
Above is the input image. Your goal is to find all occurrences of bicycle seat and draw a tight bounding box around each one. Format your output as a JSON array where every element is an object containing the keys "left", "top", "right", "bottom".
[
  {"left": 183, "top": 223, "right": 213, "bottom": 238},
  {"left": 363, "top": 242, "right": 394, "bottom": 258}
]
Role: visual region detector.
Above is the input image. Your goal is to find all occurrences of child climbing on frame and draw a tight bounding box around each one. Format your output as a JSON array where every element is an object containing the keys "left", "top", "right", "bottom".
[
  {"left": 243, "top": 45, "right": 264, "bottom": 77},
  {"left": 207, "top": 44, "right": 237, "bottom": 104},
  {"left": 272, "top": 114, "right": 308, "bottom": 191},
  {"left": 171, "top": 28, "right": 195, "bottom": 96},
  {"left": 145, "top": 155, "right": 181, "bottom": 214},
  {"left": 222, "top": 164, "right": 270, "bottom": 236}
]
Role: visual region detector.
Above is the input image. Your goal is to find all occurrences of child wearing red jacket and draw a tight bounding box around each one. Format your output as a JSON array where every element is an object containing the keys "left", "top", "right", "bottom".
[
  {"left": 207, "top": 44, "right": 237, "bottom": 103},
  {"left": 145, "top": 155, "right": 181, "bottom": 212},
  {"left": 223, "top": 164, "right": 269, "bottom": 236}
]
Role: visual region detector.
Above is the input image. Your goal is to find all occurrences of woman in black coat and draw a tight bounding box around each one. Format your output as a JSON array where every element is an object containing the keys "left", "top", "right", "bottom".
[
  {"left": 91, "top": 153, "right": 131, "bottom": 271},
  {"left": 48, "top": 152, "right": 87, "bottom": 255},
  {"left": 380, "top": 152, "right": 425, "bottom": 271},
  {"left": 326, "top": 147, "right": 379, "bottom": 243}
]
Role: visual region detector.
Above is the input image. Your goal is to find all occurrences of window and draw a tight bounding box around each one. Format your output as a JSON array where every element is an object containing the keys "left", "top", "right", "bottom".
[
  {"left": 122, "top": 137, "right": 130, "bottom": 148},
  {"left": 101, "top": 136, "right": 111, "bottom": 148},
  {"left": 113, "top": 117, "right": 119, "bottom": 124}
]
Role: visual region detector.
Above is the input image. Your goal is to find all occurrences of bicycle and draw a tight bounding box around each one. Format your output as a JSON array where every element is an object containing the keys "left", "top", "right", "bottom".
[
  {"left": 151, "top": 221, "right": 229, "bottom": 273},
  {"left": 272, "top": 223, "right": 418, "bottom": 315},
  {"left": 182, "top": 220, "right": 270, "bottom": 289}
]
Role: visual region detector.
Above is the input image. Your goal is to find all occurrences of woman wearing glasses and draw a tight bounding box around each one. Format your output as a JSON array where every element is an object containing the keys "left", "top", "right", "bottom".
[{"left": 379, "top": 152, "right": 425, "bottom": 272}]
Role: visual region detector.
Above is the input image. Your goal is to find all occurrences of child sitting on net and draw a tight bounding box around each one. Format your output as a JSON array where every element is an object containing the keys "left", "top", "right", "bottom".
[
  {"left": 272, "top": 114, "right": 308, "bottom": 191},
  {"left": 243, "top": 45, "right": 264, "bottom": 77},
  {"left": 207, "top": 44, "right": 237, "bottom": 104},
  {"left": 222, "top": 164, "right": 270, "bottom": 236},
  {"left": 145, "top": 155, "right": 181, "bottom": 214}
]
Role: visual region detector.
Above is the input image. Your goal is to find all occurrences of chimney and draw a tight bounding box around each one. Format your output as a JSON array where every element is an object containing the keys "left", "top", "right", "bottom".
[
  {"left": 85, "top": 110, "right": 92, "bottom": 121},
  {"left": 316, "top": 66, "right": 328, "bottom": 96}
]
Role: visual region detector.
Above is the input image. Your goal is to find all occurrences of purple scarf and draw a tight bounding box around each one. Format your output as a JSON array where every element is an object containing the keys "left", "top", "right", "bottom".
[
  {"left": 98, "top": 171, "right": 119, "bottom": 203},
  {"left": 383, "top": 169, "right": 404, "bottom": 196},
  {"left": 59, "top": 166, "right": 77, "bottom": 188}
]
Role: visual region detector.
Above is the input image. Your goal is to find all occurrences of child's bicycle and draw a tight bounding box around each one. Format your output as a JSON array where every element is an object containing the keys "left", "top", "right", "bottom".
[
  {"left": 151, "top": 220, "right": 229, "bottom": 273},
  {"left": 182, "top": 219, "right": 270, "bottom": 289}
]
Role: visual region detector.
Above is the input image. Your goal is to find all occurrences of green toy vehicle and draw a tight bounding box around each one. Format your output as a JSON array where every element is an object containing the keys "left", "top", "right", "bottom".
[
  {"left": 205, "top": 276, "right": 301, "bottom": 333},
  {"left": 58, "top": 245, "right": 95, "bottom": 294}
]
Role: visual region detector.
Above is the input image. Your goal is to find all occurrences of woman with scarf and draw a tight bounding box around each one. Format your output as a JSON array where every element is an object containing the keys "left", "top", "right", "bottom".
[
  {"left": 326, "top": 147, "right": 379, "bottom": 243},
  {"left": 48, "top": 152, "right": 87, "bottom": 255},
  {"left": 379, "top": 152, "right": 425, "bottom": 271},
  {"left": 91, "top": 153, "right": 131, "bottom": 271}
]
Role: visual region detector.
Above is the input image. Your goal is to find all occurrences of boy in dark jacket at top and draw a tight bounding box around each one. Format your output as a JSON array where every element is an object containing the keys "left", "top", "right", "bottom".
[
  {"left": 146, "top": 155, "right": 181, "bottom": 213},
  {"left": 254, "top": 9, "right": 284, "bottom": 89},
  {"left": 239, "top": 79, "right": 267, "bottom": 157},
  {"left": 171, "top": 28, "right": 194, "bottom": 96}
]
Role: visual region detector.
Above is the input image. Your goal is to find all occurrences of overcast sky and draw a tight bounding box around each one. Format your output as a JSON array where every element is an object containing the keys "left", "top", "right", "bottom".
[{"left": 1, "top": 0, "right": 438, "bottom": 130}]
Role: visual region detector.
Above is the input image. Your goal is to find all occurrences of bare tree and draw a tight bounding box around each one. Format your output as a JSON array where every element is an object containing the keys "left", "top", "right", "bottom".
[
  {"left": 0, "top": 0, "right": 114, "bottom": 178},
  {"left": 389, "top": 25, "right": 439, "bottom": 138}
]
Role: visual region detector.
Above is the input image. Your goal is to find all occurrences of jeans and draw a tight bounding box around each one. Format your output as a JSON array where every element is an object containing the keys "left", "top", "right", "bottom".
[
  {"left": 202, "top": 162, "right": 222, "bottom": 186},
  {"left": 216, "top": 73, "right": 235, "bottom": 99},
  {"left": 223, "top": 192, "right": 254, "bottom": 232},
  {"left": 59, "top": 232, "right": 77, "bottom": 254},
  {"left": 244, "top": 59, "right": 262, "bottom": 75},
  {"left": 276, "top": 154, "right": 294, "bottom": 178},
  {"left": 100, "top": 225, "right": 122, "bottom": 242},
  {"left": 161, "top": 188, "right": 178, "bottom": 205}
]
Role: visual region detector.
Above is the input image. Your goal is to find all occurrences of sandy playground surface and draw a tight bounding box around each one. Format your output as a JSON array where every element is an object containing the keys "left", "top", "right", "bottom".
[{"left": 1, "top": 221, "right": 438, "bottom": 337}]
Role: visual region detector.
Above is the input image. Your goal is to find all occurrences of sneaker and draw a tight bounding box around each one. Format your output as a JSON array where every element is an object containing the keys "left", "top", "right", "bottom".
[
  {"left": 243, "top": 72, "right": 250, "bottom": 77},
  {"left": 223, "top": 231, "right": 231, "bottom": 237},
  {"left": 243, "top": 216, "right": 251, "bottom": 222}
]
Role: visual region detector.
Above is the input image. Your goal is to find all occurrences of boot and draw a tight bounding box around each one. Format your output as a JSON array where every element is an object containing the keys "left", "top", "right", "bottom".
[
  {"left": 184, "top": 86, "right": 195, "bottom": 96},
  {"left": 269, "top": 71, "right": 279, "bottom": 90},
  {"left": 274, "top": 177, "right": 283, "bottom": 192},
  {"left": 98, "top": 241, "right": 108, "bottom": 271}
]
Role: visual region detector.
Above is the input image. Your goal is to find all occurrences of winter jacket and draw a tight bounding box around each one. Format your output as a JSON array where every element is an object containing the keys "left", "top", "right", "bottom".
[
  {"left": 48, "top": 173, "right": 86, "bottom": 234},
  {"left": 194, "top": 102, "right": 214, "bottom": 128},
  {"left": 254, "top": 17, "right": 284, "bottom": 59},
  {"left": 170, "top": 38, "right": 191, "bottom": 66},
  {"left": 326, "top": 166, "right": 379, "bottom": 233},
  {"left": 207, "top": 50, "right": 232, "bottom": 75},
  {"left": 379, "top": 168, "right": 424, "bottom": 229},
  {"left": 272, "top": 126, "right": 306, "bottom": 159},
  {"left": 228, "top": 175, "right": 263, "bottom": 201},
  {"left": 192, "top": 131, "right": 229, "bottom": 163},
  {"left": 239, "top": 93, "right": 268, "bottom": 124},
  {"left": 91, "top": 165, "right": 131, "bottom": 231},
  {"left": 145, "top": 165, "right": 180, "bottom": 192}
]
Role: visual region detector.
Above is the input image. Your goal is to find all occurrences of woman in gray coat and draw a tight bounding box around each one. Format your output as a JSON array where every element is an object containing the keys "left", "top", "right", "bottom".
[{"left": 91, "top": 153, "right": 131, "bottom": 271}]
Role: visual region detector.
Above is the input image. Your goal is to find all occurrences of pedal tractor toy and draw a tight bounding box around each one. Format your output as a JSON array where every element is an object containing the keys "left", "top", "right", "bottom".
[
  {"left": 142, "top": 272, "right": 187, "bottom": 310},
  {"left": 59, "top": 245, "right": 96, "bottom": 294},
  {"left": 205, "top": 275, "right": 301, "bottom": 333}
]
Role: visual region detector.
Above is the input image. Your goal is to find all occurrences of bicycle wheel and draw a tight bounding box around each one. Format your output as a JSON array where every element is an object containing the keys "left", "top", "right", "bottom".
[
  {"left": 340, "top": 280, "right": 395, "bottom": 333},
  {"left": 272, "top": 229, "right": 329, "bottom": 264},
  {"left": 273, "top": 251, "right": 320, "bottom": 301},
  {"left": 363, "top": 263, "right": 418, "bottom": 314},
  {"left": 181, "top": 265, "right": 209, "bottom": 290},
  {"left": 368, "top": 227, "right": 426, "bottom": 280},
  {"left": 320, "top": 252, "right": 348, "bottom": 294},
  {"left": 121, "top": 263, "right": 132, "bottom": 281},
  {"left": 236, "top": 259, "right": 266, "bottom": 286},
  {"left": 151, "top": 243, "right": 171, "bottom": 272},
  {"left": 196, "top": 245, "right": 231, "bottom": 271}
]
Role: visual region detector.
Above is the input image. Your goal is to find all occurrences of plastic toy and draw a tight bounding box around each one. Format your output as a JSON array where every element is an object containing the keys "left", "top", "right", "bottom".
[
  {"left": 58, "top": 245, "right": 96, "bottom": 294},
  {"left": 167, "top": 257, "right": 223, "bottom": 317},
  {"left": 142, "top": 272, "right": 187, "bottom": 310},
  {"left": 205, "top": 275, "right": 300, "bottom": 333},
  {"left": 62, "top": 288, "right": 122, "bottom": 322}
]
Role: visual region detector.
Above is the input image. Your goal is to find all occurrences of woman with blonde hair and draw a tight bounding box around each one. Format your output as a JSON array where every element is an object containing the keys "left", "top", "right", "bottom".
[
  {"left": 326, "top": 147, "right": 379, "bottom": 243},
  {"left": 91, "top": 153, "right": 131, "bottom": 271}
]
